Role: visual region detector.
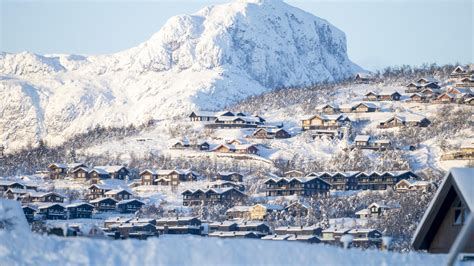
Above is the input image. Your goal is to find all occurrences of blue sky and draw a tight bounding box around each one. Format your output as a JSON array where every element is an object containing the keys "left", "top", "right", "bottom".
[{"left": 1, "top": 0, "right": 472, "bottom": 70}]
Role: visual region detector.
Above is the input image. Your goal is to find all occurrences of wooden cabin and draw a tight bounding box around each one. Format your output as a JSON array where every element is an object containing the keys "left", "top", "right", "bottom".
[
  {"left": 182, "top": 188, "right": 247, "bottom": 206},
  {"left": 90, "top": 197, "right": 118, "bottom": 212},
  {"left": 249, "top": 204, "right": 284, "bottom": 220},
  {"left": 316, "top": 104, "right": 340, "bottom": 114},
  {"left": 412, "top": 168, "right": 474, "bottom": 253},
  {"left": 47, "top": 163, "right": 68, "bottom": 179},
  {"left": 87, "top": 184, "right": 112, "bottom": 200},
  {"left": 225, "top": 206, "right": 251, "bottom": 220},
  {"left": 435, "top": 93, "right": 456, "bottom": 104},
  {"left": 66, "top": 202, "right": 94, "bottom": 219},
  {"left": 352, "top": 102, "right": 377, "bottom": 113},
  {"left": 198, "top": 141, "right": 211, "bottom": 151},
  {"left": 365, "top": 91, "right": 401, "bottom": 101},
  {"left": 139, "top": 169, "right": 158, "bottom": 186},
  {"left": 252, "top": 128, "right": 291, "bottom": 139},
  {"left": 378, "top": 115, "right": 430, "bottom": 128},
  {"left": 216, "top": 172, "right": 243, "bottom": 182},
  {"left": 70, "top": 167, "right": 91, "bottom": 180},
  {"left": 116, "top": 199, "right": 145, "bottom": 213},
  {"left": 409, "top": 93, "right": 426, "bottom": 103},
  {"left": 38, "top": 203, "right": 66, "bottom": 220},
  {"left": 155, "top": 216, "right": 202, "bottom": 235},
  {"left": 89, "top": 168, "right": 111, "bottom": 181},
  {"left": 189, "top": 111, "right": 217, "bottom": 122},
  {"left": 27, "top": 191, "right": 65, "bottom": 203},
  {"left": 264, "top": 176, "right": 331, "bottom": 197},
  {"left": 94, "top": 166, "right": 129, "bottom": 180},
  {"left": 348, "top": 229, "right": 383, "bottom": 248},
  {"left": 22, "top": 205, "right": 37, "bottom": 222},
  {"left": 450, "top": 65, "right": 472, "bottom": 79},
  {"left": 354, "top": 73, "right": 374, "bottom": 83},
  {"left": 284, "top": 202, "right": 309, "bottom": 217},
  {"left": 301, "top": 114, "right": 350, "bottom": 131},
  {"left": 104, "top": 189, "right": 133, "bottom": 201},
  {"left": 354, "top": 135, "right": 370, "bottom": 146}
]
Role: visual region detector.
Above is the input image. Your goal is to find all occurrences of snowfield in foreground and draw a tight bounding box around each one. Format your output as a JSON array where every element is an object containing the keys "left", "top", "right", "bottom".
[{"left": 0, "top": 232, "right": 446, "bottom": 266}]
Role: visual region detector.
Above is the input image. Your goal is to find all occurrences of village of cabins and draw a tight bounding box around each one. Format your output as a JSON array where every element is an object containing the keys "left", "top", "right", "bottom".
[{"left": 0, "top": 65, "right": 473, "bottom": 253}]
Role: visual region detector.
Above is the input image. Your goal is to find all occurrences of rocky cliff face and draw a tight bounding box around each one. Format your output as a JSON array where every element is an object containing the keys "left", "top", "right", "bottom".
[{"left": 0, "top": 0, "right": 361, "bottom": 151}]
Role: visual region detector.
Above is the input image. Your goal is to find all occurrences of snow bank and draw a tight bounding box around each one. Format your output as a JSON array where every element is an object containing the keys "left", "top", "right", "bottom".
[
  {"left": 0, "top": 199, "right": 30, "bottom": 234},
  {"left": 0, "top": 232, "right": 447, "bottom": 266}
]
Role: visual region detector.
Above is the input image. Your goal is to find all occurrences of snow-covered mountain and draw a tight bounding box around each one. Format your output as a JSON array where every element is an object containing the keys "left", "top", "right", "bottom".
[{"left": 0, "top": 0, "right": 361, "bottom": 151}]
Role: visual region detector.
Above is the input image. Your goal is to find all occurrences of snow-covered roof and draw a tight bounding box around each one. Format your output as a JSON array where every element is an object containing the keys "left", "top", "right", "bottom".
[
  {"left": 225, "top": 206, "right": 251, "bottom": 212},
  {"left": 316, "top": 104, "right": 339, "bottom": 110},
  {"left": 417, "top": 77, "right": 438, "bottom": 84},
  {"left": 182, "top": 187, "right": 245, "bottom": 195},
  {"left": 287, "top": 235, "right": 320, "bottom": 241},
  {"left": 209, "top": 220, "right": 238, "bottom": 227},
  {"left": 354, "top": 102, "right": 378, "bottom": 108},
  {"left": 36, "top": 203, "right": 65, "bottom": 209},
  {"left": 156, "top": 216, "right": 199, "bottom": 222},
  {"left": 381, "top": 114, "right": 427, "bottom": 123},
  {"left": 90, "top": 167, "right": 110, "bottom": 175},
  {"left": 104, "top": 188, "right": 133, "bottom": 196},
  {"left": 354, "top": 135, "right": 370, "bottom": 142},
  {"left": 89, "top": 197, "right": 118, "bottom": 204},
  {"left": 88, "top": 184, "right": 113, "bottom": 190},
  {"left": 94, "top": 165, "right": 127, "bottom": 173},
  {"left": 265, "top": 176, "right": 331, "bottom": 186},
  {"left": 116, "top": 199, "right": 144, "bottom": 206},
  {"left": 261, "top": 234, "right": 292, "bottom": 240},
  {"left": 374, "top": 139, "right": 390, "bottom": 144},
  {"left": 66, "top": 202, "right": 94, "bottom": 208}
]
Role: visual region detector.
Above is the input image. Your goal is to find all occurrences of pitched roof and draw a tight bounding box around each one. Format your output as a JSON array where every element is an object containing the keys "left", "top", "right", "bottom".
[
  {"left": 104, "top": 188, "right": 133, "bottom": 196},
  {"left": 412, "top": 168, "right": 474, "bottom": 250},
  {"left": 66, "top": 202, "right": 94, "bottom": 208},
  {"left": 116, "top": 199, "right": 144, "bottom": 206},
  {"left": 89, "top": 197, "right": 119, "bottom": 204},
  {"left": 225, "top": 206, "right": 252, "bottom": 212},
  {"left": 94, "top": 165, "right": 127, "bottom": 173}
]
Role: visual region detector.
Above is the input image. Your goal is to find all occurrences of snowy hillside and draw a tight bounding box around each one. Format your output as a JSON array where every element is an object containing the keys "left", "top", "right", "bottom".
[{"left": 0, "top": 0, "right": 361, "bottom": 152}]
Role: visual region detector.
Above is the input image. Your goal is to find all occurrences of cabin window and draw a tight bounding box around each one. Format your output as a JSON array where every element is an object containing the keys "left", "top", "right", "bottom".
[{"left": 453, "top": 201, "right": 467, "bottom": 225}]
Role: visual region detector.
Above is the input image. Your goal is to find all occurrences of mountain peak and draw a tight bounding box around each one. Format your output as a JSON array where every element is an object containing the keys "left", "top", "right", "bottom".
[{"left": 0, "top": 0, "right": 361, "bottom": 151}]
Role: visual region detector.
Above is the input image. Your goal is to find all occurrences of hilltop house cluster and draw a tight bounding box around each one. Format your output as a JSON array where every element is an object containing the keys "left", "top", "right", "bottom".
[{"left": 404, "top": 66, "right": 474, "bottom": 104}]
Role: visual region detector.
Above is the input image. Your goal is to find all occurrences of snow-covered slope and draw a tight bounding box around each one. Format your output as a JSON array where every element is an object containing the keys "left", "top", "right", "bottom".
[
  {"left": 0, "top": 0, "right": 361, "bottom": 151},
  {"left": 0, "top": 233, "right": 446, "bottom": 266}
]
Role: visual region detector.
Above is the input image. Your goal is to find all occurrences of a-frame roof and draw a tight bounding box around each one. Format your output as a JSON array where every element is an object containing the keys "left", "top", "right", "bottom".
[{"left": 412, "top": 168, "right": 474, "bottom": 250}]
